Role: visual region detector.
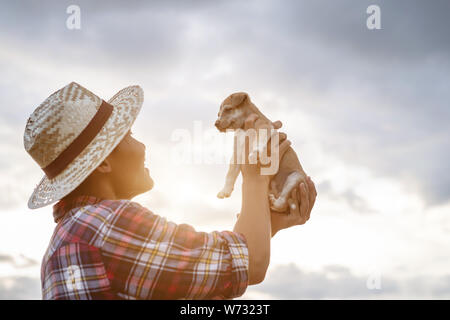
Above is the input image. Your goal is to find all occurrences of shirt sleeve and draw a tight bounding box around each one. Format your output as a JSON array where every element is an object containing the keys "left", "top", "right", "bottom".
[{"left": 99, "top": 201, "right": 249, "bottom": 300}]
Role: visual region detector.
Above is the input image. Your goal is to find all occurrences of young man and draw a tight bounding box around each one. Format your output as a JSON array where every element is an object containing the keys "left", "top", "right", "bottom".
[{"left": 24, "top": 82, "right": 316, "bottom": 299}]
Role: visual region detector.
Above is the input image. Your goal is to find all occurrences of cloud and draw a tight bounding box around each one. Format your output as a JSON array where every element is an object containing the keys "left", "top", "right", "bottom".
[
  {"left": 317, "top": 180, "right": 376, "bottom": 214},
  {"left": 245, "top": 263, "right": 396, "bottom": 299},
  {"left": 0, "top": 276, "right": 41, "bottom": 300},
  {"left": 0, "top": 0, "right": 449, "bottom": 211},
  {"left": 0, "top": 121, "right": 42, "bottom": 210},
  {"left": 242, "top": 263, "right": 450, "bottom": 299},
  {"left": 1, "top": 264, "right": 449, "bottom": 299},
  {"left": 0, "top": 255, "right": 15, "bottom": 264},
  {"left": 0, "top": 253, "right": 39, "bottom": 269},
  {"left": 0, "top": 0, "right": 449, "bottom": 301}
]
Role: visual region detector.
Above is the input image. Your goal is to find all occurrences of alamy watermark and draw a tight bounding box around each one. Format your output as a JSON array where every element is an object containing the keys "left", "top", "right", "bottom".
[
  {"left": 367, "top": 5, "right": 381, "bottom": 30},
  {"left": 66, "top": 5, "right": 81, "bottom": 30},
  {"left": 170, "top": 121, "right": 281, "bottom": 175}
]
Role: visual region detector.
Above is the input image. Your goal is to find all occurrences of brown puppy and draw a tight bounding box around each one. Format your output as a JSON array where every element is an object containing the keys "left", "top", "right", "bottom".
[{"left": 215, "top": 92, "right": 308, "bottom": 213}]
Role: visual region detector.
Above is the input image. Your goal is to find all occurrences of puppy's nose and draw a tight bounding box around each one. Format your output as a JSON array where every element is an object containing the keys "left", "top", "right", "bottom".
[{"left": 215, "top": 120, "right": 220, "bottom": 127}]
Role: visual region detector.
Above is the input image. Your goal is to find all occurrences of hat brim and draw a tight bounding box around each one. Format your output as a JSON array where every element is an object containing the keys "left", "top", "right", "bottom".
[{"left": 27, "top": 85, "right": 144, "bottom": 209}]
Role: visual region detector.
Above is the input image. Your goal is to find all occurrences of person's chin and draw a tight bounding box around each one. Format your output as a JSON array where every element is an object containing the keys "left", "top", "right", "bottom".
[
  {"left": 143, "top": 169, "right": 154, "bottom": 191},
  {"left": 128, "top": 179, "right": 153, "bottom": 200},
  {"left": 145, "top": 176, "right": 154, "bottom": 191}
]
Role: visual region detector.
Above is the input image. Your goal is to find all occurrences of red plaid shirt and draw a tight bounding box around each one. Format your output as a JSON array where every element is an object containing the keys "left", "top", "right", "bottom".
[{"left": 41, "top": 195, "right": 249, "bottom": 300}]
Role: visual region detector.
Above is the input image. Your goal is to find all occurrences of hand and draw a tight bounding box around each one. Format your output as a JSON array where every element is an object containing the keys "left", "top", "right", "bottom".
[
  {"left": 270, "top": 176, "right": 317, "bottom": 237},
  {"left": 272, "top": 120, "right": 282, "bottom": 129},
  {"left": 240, "top": 114, "right": 290, "bottom": 184}
]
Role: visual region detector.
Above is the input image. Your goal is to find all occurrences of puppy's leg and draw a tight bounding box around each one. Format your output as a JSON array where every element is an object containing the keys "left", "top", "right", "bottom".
[
  {"left": 217, "top": 160, "right": 240, "bottom": 198},
  {"left": 218, "top": 136, "right": 242, "bottom": 199},
  {"left": 270, "top": 171, "right": 303, "bottom": 212},
  {"left": 269, "top": 179, "right": 280, "bottom": 207}
]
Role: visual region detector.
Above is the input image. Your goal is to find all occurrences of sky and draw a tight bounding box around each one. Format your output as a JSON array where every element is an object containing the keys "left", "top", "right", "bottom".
[{"left": 0, "top": 0, "right": 449, "bottom": 299}]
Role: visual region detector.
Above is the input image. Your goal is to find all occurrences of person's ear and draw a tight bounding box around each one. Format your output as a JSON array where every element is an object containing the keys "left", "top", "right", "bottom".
[{"left": 95, "top": 158, "right": 113, "bottom": 174}]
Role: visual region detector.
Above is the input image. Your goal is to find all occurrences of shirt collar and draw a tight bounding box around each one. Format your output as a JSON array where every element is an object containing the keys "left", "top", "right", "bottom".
[{"left": 52, "top": 195, "right": 104, "bottom": 223}]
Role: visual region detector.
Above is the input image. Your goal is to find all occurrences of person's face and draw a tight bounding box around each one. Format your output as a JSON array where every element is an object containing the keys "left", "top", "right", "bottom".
[{"left": 107, "top": 129, "right": 154, "bottom": 199}]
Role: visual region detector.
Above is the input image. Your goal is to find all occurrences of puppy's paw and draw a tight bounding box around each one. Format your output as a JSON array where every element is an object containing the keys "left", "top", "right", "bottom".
[
  {"left": 269, "top": 193, "right": 277, "bottom": 204},
  {"left": 271, "top": 197, "right": 287, "bottom": 211},
  {"left": 217, "top": 188, "right": 233, "bottom": 199}
]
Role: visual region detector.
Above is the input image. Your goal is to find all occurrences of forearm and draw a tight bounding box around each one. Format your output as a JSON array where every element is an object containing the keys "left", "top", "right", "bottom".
[{"left": 233, "top": 178, "right": 271, "bottom": 285}]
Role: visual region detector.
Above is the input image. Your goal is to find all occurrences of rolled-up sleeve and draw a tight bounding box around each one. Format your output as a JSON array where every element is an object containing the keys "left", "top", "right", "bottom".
[{"left": 99, "top": 201, "right": 249, "bottom": 300}]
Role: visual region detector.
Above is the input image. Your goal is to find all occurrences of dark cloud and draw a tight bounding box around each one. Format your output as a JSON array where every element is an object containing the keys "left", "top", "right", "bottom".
[
  {"left": 317, "top": 180, "right": 376, "bottom": 214},
  {"left": 1, "top": 265, "right": 448, "bottom": 299},
  {"left": 248, "top": 263, "right": 395, "bottom": 299},
  {"left": 269, "top": 0, "right": 450, "bottom": 62},
  {"left": 0, "top": 0, "right": 448, "bottom": 207},
  {"left": 245, "top": 263, "right": 450, "bottom": 299},
  {"left": 0, "top": 265, "right": 449, "bottom": 299},
  {"left": 16, "top": 255, "right": 39, "bottom": 269}
]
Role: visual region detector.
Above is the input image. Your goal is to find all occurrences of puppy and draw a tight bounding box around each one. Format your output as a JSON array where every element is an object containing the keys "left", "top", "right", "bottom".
[{"left": 215, "top": 92, "right": 308, "bottom": 213}]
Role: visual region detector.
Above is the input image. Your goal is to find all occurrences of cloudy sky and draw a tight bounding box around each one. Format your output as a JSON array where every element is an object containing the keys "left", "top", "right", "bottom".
[{"left": 0, "top": 0, "right": 449, "bottom": 299}]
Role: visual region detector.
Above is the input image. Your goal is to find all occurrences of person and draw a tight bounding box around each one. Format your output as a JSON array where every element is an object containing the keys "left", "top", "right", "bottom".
[{"left": 23, "top": 82, "right": 316, "bottom": 300}]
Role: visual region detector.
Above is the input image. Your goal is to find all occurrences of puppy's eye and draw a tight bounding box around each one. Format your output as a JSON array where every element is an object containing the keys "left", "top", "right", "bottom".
[{"left": 223, "top": 105, "right": 233, "bottom": 112}]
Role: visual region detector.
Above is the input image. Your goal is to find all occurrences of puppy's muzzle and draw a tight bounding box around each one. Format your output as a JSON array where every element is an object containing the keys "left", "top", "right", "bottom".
[{"left": 215, "top": 119, "right": 226, "bottom": 131}]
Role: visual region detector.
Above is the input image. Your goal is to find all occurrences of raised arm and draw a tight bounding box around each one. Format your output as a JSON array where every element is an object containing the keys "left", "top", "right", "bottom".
[{"left": 233, "top": 114, "right": 291, "bottom": 284}]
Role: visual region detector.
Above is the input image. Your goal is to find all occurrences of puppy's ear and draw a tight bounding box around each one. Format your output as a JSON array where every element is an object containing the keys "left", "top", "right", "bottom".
[{"left": 229, "top": 92, "right": 249, "bottom": 108}]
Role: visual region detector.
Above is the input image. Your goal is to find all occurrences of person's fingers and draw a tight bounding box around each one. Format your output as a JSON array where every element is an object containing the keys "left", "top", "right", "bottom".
[
  {"left": 268, "top": 131, "right": 286, "bottom": 147},
  {"left": 288, "top": 188, "right": 301, "bottom": 223},
  {"left": 278, "top": 139, "right": 291, "bottom": 159},
  {"left": 270, "top": 180, "right": 280, "bottom": 197},
  {"left": 307, "top": 177, "right": 316, "bottom": 206},
  {"left": 243, "top": 114, "right": 259, "bottom": 161},
  {"left": 290, "top": 187, "right": 301, "bottom": 215},
  {"left": 306, "top": 176, "right": 317, "bottom": 217},
  {"left": 261, "top": 137, "right": 291, "bottom": 173},
  {"left": 303, "top": 178, "right": 310, "bottom": 208},
  {"left": 304, "top": 182, "right": 312, "bottom": 221},
  {"left": 244, "top": 113, "right": 259, "bottom": 130},
  {"left": 266, "top": 131, "right": 286, "bottom": 151},
  {"left": 261, "top": 132, "right": 289, "bottom": 170},
  {"left": 259, "top": 129, "right": 278, "bottom": 164},
  {"left": 298, "top": 182, "right": 309, "bottom": 225},
  {"left": 287, "top": 198, "right": 298, "bottom": 216},
  {"left": 272, "top": 120, "right": 282, "bottom": 129},
  {"left": 311, "top": 176, "right": 318, "bottom": 199},
  {"left": 303, "top": 179, "right": 312, "bottom": 221},
  {"left": 291, "top": 186, "right": 299, "bottom": 202}
]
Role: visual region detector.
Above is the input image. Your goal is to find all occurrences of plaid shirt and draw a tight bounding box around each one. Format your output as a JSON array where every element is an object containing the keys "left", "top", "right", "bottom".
[{"left": 41, "top": 195, "right": 249, "bottom": 300}]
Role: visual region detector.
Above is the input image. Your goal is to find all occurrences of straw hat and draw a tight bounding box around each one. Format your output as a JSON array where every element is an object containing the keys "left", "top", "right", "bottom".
[{"left": 23, "top": 82, "right": 144, "bottom": 209}]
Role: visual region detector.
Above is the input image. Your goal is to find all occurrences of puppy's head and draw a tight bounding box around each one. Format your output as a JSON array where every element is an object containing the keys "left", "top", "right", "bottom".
[{"left": 215, "top": 92, "right": 251, "bottom": 132}]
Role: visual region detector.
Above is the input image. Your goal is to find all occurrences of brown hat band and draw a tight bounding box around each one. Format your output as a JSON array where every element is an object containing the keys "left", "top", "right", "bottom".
[{"left": 42, "top": 100, "right": 114, "bottom": 179}]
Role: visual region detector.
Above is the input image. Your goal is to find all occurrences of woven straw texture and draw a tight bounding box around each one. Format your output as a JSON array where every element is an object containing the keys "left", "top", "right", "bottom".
[{"left": 24, "top": 82, "right": 143, "bottom": 209}]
